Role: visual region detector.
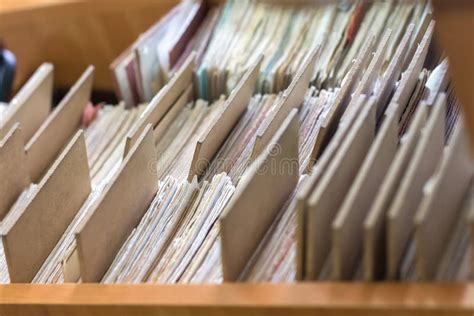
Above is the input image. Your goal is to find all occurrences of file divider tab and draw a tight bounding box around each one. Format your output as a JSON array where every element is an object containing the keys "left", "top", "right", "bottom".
[
  {"left": 374, "top": 24, "right": 414, "bottom": 120},
  {"left": 305, "top": 95, "right": 375, "bottom": 280},
  {"left": 0, "top": 63, "right": 53, "bottom": 143},
  {"left": 387, "top": 93, "right": 446, "bottom": 279},
  {"left": 332, "top": 107, "right": 398, "bottom": 280},
  {"left": 310, "top": 30, "right": 383, "bottom": 169},
  {"left": 415, "top": 121, "right": 473, "bottom": 280},
  {"left": 311, "top": 35, "right": 375, "bottom": 161},
  {"left": 220, "top": 108, "right": 299, "bottom": 281},
  {"left": 363, "top": 103, "right": 428, "bottom": 281},
  {"left": 153, "top": 84, "right": 193, "bottom": 145},
  {"left": 356, "top": 30, "right": 391, "bottom": 97},
  {"left": 389, "top": 21, "right": 434, "bottom": 119},
  {"left": 124, "top": 52, "right": 196, "bottom": 156},
  {"left": 252, "top": 47, "right": 320, "bottom": 160},
  {"left": 25, "top": 66, "right": 94, "bottom": 183},
  {"left": 1, "top": 130, "right": 91, "bottom": 283},
  {"left": 402, "top": 13, "right": 432, "bottom": 71},
  {"left": 75, "top": 124, "right": 159, "bottom": 282},
  {"left": 188, "top": 55, "right": 263, "bottom": 180},
  {"left": 296, "top": 91, "right": 365, "bottom": 280},
  {"left": 0, "top": 123, "right": 30, "bottom": 221}
]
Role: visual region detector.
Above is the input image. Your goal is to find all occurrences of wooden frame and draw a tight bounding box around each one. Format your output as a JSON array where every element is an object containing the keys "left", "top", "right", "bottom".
[
  {"left": 0, "top": 0, "right": 473, "bottom": 315},
  {"left": 0, "top": 283, "right": 473, "bottom": 316}
]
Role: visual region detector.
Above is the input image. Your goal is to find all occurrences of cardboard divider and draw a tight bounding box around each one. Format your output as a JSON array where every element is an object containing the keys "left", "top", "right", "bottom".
[
  {"left": 374, "top": 24, "right": 414, "bottom": 120},
  {"left": 311, "top": 35, "right": 375, "bottom": 161},
  {"left": 296, "top": 40, "right": 382, "bottom": 280},
  {"left": 220, "top": 109, "right": 299, "bottom": 281},
  {"left": 25, "top": 66, "right": 94, "bottom": 183},
  {"left": 0, "top": 123, "right": 30, "bottom": 220},
  {"left": 387, "top": 93, "right": 446, "bottom": 279},
  {"left": 251, "top": 47, "right": 320, "bottom": 160},
  {"left": 363, "top": 103, "right": 428, "bottom": 281},
  {"left": 332, "top": 107, "right": 398, "bottom": 280},
  {"left": 402, "top": 12, "right": 433, "bottom": 71},
  {"left": 1, "top": 130, "right": 91, "bottom": 283},
  {"left": 124, "top": 53, "right": 196, "bottom": 156},
  {"left": 295, "top": 90, "right": 365, "bottom": 280},
  {"left": 0, "top": 63, "right": 53, "bottom": 143},
  {"left": 75, "top": 124, "right": 159, "bottom": 282},
  {"left": 188, "top": 55, "right": 263, "bottom": 180},
  {"left": 389, "top": 21, "right": 434, "bottom": 119},
  {"left": 341, "top": 30, "right": 391, "bottom": 123},
  {"left": 305, "top": 95, "right": 375, "bottom": 280},
  {"left": 153, "top": 84, "right": 193, "bottom": 145},
  {"left": 415, "top": 120, "right": 473, "bottom": 280}
]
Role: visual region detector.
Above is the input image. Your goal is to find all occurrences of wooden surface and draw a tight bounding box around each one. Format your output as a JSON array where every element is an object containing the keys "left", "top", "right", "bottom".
[
  {"left": 0, "top": 0, "right": 179, "bottom": 92},
  {"left": 0, "top": 283, "right": 473, "bottom": 316},
  {"left": 0, "top": 0, "right": 472, "bottom": 314}
]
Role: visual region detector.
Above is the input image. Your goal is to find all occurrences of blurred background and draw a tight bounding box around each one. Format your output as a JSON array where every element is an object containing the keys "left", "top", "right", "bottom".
[{"left": 0, "top": 0, "right": 472, "bottom": 137}]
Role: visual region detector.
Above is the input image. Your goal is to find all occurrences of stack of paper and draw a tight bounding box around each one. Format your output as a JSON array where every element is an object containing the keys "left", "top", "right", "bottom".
[
  {"left": 202, "top": 93, "right": 281, "bottom": 183},
  {"left": 103, "top": 173, "right": 235, "bottom": 283},
  {"left": 110, "top": 0, "right": 213, "bottom": 106},
  {"left": 31, "top": 104, "right": 147, "bottom": 283},
  {"left": 1, "top": 0, "right": 472, "bottom": 286},
  {"left": 102, "top": 176, "right": 198, "bottom": 283},
  {"left": 154, "top": 97, "right": 222, "bottom": 180},
  {"left": 84, "top": 104, "right": 147, "bottom": 188},
  {"left": 202, "top": 86, "right": 339, "bottom": 183},
  {"left": 196, "top": 0, "right": 427, "bottom": 100},
  {"left": 295, "top": 20, "right": 473, "bottom": 282},
  {"left": 0, "top": 185, "right": 37, "bottom": 283}
]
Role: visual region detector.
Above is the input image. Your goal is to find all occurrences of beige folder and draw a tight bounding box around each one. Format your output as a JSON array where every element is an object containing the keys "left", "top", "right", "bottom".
[
  {"left": 373, "top": 24, "right": 414, "bottom": 119},
  {"left": 387, "top": 94, "right": 446, "bottom": 279},
  {"left": 332, "top": 106, "right": 398, "bottom": 280},
  {"left": 363, "top": 103, "right": 428, "bottom": 280},
  {"left": 0, "top": 124, "right": 30, "bottom": 220},
  {"left": 296, "top": 91, "right": 365, "bottom": 279},
  {"left": 389, "top": 21, "right": 434, "bottom": 119},
  {"left": 252, "top": 47, "right": 319, "bottom": 160},
  {"left": 75, "top": 125, "right": 158, "bottom": 282},
  {"left": 415, "top": 120, "right": 473, "bottom": 280},
  {"left": 220, "top": 109, "right": 299, "bottom": 281},
  {"left": 125, "top": 53, "right": 196, "bottom": 156},
  {"left": 25, "top": 66, "right": 94, "bottom": 182},
  {"left": 305, "top": 95, "right": 375, "bottom": 280},
  {"left": 153, "top": 85, "right": 193, "bottom": 145},
  {"left": 296, "top": 88, "right": 367, "bottom": 279},
  {"left": 190, "top": 56, "right": 262, "bottom": 179},
  {"left": 1, "top": 131, "right": 90, "bottom": 283},
  {"left": 0, "top": 63, "right": 53, "bottom": 143}
]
